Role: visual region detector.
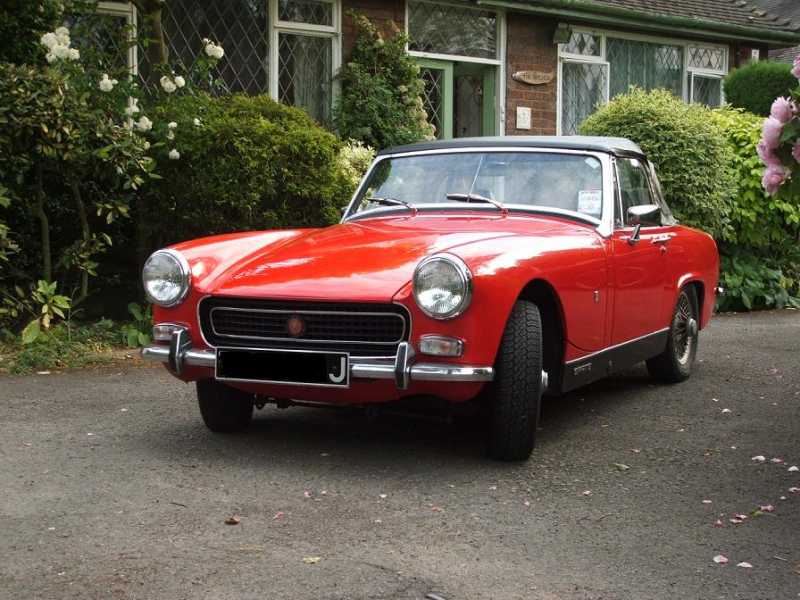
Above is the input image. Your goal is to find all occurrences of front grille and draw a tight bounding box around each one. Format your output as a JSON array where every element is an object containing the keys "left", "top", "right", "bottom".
[{"left": 199, "top": 297, "right": 410, "bottom": 357}]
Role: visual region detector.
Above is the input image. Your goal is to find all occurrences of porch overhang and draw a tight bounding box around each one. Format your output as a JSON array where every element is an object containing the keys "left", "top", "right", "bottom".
[{"left": 476, "top": 0, "right": 800, "bottom": 47}]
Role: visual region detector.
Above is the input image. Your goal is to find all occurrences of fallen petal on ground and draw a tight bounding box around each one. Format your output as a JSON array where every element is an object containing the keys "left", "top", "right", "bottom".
[
  {"left": 759, "top": 505, "right": 775, "bottom": 513},
  {"left": 713, "top": 555, "right": 729, "bottom": 564},
  {"left": 788, "top": 466, "right": 799, "bottom": 472},
  {"left": 751, "top": 455, "right": 766, "bottom": 463},
  {"left": 736, "top": 562, "right": 753, "bottom": 568},
  {"left": 302, "top": 556, "right": 321, "bottom": 564},
  {"left": 224, "top": 515, "right": 241, "bottom": 525}
]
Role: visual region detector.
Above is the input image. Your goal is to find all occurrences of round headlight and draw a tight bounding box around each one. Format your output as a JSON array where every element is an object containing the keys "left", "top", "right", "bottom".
[
  {"left": 413, "top": 254, "right": 472, "bottom": 319},
  {"left": 142, "top": 249, "right": 191, "bottom": 307}
]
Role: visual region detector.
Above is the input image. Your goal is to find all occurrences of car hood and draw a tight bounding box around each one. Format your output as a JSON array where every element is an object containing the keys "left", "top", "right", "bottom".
[{"left": 182, "top": 213, "right": 586, "bottom": 302}]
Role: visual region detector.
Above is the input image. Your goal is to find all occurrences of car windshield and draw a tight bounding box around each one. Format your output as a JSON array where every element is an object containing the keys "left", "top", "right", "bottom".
[{"left": 352, "top": 151, "right": 604, "bottom": 219}]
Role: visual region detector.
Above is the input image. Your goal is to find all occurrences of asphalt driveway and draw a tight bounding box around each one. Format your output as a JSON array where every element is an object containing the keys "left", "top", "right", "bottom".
[{"left": 1, "top": 310, "right": 799, "bottom": 600}]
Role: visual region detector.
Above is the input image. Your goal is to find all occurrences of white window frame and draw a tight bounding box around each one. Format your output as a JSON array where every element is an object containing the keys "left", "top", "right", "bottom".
[
  {"left": 91, "top": 1, "right": 138, "bottom": 76},
  {"left": 268, "top": 0, "right": 342, "bottom": 107},
  {"left": 405, "top": 0, "right": 507, "bottom": 135},
  {"left": 557, "top": 26, "right": 729, "bottom": 134}
]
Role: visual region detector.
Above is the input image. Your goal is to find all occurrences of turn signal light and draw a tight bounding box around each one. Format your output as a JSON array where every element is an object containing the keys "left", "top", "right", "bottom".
[
  {"left": 418, "top": 335, "right": 464, "bottom": 357},
  {"left": 152, "top": 323, "right": 186, "bottom": 343}
]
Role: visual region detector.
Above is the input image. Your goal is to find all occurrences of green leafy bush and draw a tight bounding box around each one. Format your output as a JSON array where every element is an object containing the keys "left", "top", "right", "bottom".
[
  {"left": 120, "top": 302, "right": 152, "bottom": 348},
  {"left": 723, "top": 61, "right": 797, "bottom": 117},
  {"left": 710, "top": 106, "right": 800, "bottom": 248},
  {"left": 580, "top": 88, "right": 735, "bottom": 239},
  {"left": 138, "top": 93, "right": 345, "bottom": 251},
  {"left": 718, "top": 251, "right": 800, "bottom": 311},
  {"left": 334, "top": 13, "right": 434, "bottom": 149}
]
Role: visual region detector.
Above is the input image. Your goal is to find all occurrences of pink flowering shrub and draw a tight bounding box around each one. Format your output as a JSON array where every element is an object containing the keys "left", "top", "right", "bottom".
[{"left": 758, "top": 56, "right": 800, "bottom": 195}]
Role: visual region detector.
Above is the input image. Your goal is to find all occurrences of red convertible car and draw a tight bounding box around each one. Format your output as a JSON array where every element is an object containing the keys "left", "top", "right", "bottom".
[{"left": 142, "top": 136, "right": 719, "bottom": 460}]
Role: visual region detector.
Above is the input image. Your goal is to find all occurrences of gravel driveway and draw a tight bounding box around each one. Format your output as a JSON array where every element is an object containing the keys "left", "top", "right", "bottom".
[{"left": 1, "top": 310, "right": 799, "bottom": 600}]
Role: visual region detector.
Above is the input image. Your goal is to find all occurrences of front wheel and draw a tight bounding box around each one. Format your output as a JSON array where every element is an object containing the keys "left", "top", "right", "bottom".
[
  {"left": 646, "top": 286, "right": 699, "bottom": 383},
  {"left": 196, "top": 379, "right": 254, "bottom": 432},
  {"left": 487, "top": 300, "right": 544, "bottom": 461}
]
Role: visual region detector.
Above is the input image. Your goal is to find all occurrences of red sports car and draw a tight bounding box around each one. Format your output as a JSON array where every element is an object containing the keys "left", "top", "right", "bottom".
[{"left": 142, "top": 136, "right": 719, "bottom": 460}]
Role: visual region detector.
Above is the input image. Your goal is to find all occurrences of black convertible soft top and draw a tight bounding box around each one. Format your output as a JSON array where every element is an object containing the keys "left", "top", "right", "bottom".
[{"left": 378, "top": 135, "right": 646, "bottom": 158}]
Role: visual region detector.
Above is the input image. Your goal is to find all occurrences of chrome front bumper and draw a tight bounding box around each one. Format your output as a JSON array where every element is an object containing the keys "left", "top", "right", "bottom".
[{"left": 141, "top": 330, "right": 494, "bottom": 390}]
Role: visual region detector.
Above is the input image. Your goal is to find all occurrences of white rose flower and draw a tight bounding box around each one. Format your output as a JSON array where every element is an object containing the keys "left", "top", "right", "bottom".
[
  {"left": 53, "top": 44, "right": 71, "bottom": 59},
  {"left": 212, "top": 45, "right": 224, "bottom": 59},
  {"left": 135, "top": 116, "right": 153, "bottom": 132},
  {"left": 67, "top": 48, "right": 80, "bottom": 61},
  {"left": 168, "top": 149, "right": 180, "bottom": 160},
  {"left": 160, "top": 76, "right": 177, "bottom": 93},
  {"left": 193, "top": 118, "right": 201, "bottom": 127},
  {"left": 168, "top": 121, "right": 178, "bottom": 130},
  {"left": 40, "top": 32, "right": 59, "bottom": 49},
  {"left": 98, "top": 74, "right": 117, "bottom": 92},
  {"left": 174, "top": 75, "right": 186, "bottom": 88},
  {"left": 55, "top": 26, "right": 70, "bottom": 38},
  {"left": 204, "top": 42, "right": 225, "bottom": 59},
  {"left": 167, "top": 130, "right": 175, "bottom": 140},
  {"left": 143, "top": 141, "right": 151, "bottom": 150},
  {"left": 45, "top": 52, "right": 57, "bottom": 64}
]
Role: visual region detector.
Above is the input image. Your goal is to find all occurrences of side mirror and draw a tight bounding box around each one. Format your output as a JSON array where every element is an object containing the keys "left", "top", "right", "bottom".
[
  {"left": 626, "top": 204, "right": 660, "bottom": 245},
  {"left": 627, "top": 204, "right": 661, "bottom": 225}
]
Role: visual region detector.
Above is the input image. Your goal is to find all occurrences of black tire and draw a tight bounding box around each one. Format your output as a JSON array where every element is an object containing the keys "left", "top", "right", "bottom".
[
  {"left": 487, "top": 300, "right": 544, "bottom": 461},
  {"left": 646, "top": 286, "right": 699, "bottom": 383},
  {"left": 196, "top": 379, "right": 254, "bottom": 433}
]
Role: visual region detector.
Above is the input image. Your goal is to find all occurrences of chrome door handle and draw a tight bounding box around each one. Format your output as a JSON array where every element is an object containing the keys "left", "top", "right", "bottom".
[{"left": 651, "top": 234, "right": 673, "bottom": 245}]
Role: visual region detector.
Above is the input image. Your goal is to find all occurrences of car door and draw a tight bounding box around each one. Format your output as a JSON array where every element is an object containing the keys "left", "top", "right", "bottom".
[{"left": 609, "top": 157, "right": 671, "bottom": 346}]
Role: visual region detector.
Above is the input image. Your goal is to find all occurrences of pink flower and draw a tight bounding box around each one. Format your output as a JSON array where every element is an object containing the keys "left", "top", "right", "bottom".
[
  {"left": 758, "top": 141, "right": 782, "bottom": 168},
  {"left": 770, "top": 97, "right": 795, "bottom": 124},
  {"left": 793, "top": 55, "right": 800, "bottom": 78},
  {"left": 762, "top": 164, "right": 789, "bottom": 195},
  {"left": 762, "top": 117, "right": 784, "bottom": 150}
]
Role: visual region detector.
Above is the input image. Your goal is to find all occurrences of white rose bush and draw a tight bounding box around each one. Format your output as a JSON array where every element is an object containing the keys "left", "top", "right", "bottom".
[{"left": 0, "top": 10, "right": 227, "bottom": 340}]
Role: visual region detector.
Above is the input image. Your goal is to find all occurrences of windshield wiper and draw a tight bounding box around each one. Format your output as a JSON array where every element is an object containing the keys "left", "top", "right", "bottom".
[
  {"left": 366, "top": 196, "right": 417, "bottom": 216},
  {"left": 446, "top": 192, "right": 507, "bottom": 214}
]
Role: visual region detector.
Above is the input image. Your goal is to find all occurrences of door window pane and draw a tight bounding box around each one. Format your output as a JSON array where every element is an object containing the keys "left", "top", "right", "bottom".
[
  {"left": 454, "top": 74, "right": 483, "bottom": 138},
  {"left": 408, "top": 1, "right": 497, "bottom": 59},
  {"left": 607, "top": 38, "right": 683, "bottom": 99},
  {"left": 278, "top": 33, "right": 332, "bottom": 122},
  {"left": 278, "top": 0, "right": 333, "bottom": 27},
  {"left": 617, "top": 158, "right": 657, "bottom": 226},
  {"left": 420, "top": 67, "right": 445, "bottom": 139},
  {"left": 561, "top": 62, "right": 608, "bottom": 135}
]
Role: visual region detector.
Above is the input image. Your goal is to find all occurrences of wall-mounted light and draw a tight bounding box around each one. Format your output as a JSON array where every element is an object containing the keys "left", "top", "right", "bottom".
[{"left": 553, "top": 23, "right": 572, "bottom": 45}]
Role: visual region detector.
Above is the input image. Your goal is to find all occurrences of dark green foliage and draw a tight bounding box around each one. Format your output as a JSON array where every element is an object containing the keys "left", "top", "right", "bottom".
[
  {"left": 334, "top": 13, "right": 434, "bottom": 149},
  {"left": 723, "top": 61, "right": 797, "bottom": 117},
  {"left": 580, "top": 88, "right": 735, "bottom": 240},
  {"left": 0, "top": 0, "right": 62, "bottom": 65},
  {"left": 717, "top": 250, "right": 800, "bottom": 311},
  {"left": 138, "top": 93, "right": 345, "bottom": 252}
]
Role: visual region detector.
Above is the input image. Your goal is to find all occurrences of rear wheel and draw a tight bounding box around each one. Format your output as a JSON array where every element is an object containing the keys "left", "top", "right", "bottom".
[
  {"left": 646, "top": 286, "right": 699, "bottom": 383},
  {"left": 197, "top": 379, "right": 254, "bottom": 432},
  {"left": 487, "top": 300, "right": 544, "bottom": 461}
]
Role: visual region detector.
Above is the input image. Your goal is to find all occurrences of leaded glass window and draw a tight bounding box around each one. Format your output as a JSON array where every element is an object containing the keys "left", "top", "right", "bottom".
[
  {"left": 562, "top": 31, "right": 601, "bottom": 57},
  {"left": 690, "top": 74, "right": 723, "bottom": 107},
  {"left": 278, "top": 0, "right": 333, "bottom": 27},
  {"left": 66, "top": 11, "right": 133, "bottom": 72},
  {"left": 561, "top": 62, "right": 608, "bottom": 136},
  {"left": 278, "top": 33, "right": 332, "bottom": 122},
  {"left": 408, "top": 0, "right": 497, "bottom": 60},
  {"left": 606, "top": 38, "right": 683, "bottom": 99},
  {"left": 420, "top": 68, "right": 445, "bottom": 139},
  {"left": 159, "top": 0, "right": 268, "bottom": 95},
  {"left": 689, "top": 46, "right": 726, "bottom": 71}
]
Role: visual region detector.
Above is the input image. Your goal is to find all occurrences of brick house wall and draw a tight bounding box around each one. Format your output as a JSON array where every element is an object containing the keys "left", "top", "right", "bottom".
[
  {"left": 342, "top": 0, "right": 405, "bottom": 60},
  {"left": 505, "top": 13, "right": 559, "bottom": 135}
]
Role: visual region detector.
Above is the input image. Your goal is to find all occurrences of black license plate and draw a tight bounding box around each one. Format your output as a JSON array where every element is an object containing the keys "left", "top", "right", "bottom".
[{"left": 216, "top": 348, "right": 350, "bottom": 387}]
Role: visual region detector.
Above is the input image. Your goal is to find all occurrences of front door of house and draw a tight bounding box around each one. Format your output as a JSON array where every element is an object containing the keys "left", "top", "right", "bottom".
[{"left": 417, "top": 59, "right": 496, "bottom": 139}]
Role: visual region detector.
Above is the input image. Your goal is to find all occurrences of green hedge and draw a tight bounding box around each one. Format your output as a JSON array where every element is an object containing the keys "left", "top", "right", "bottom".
[
  {"left": 138, "top": 94, "right": 348, "bottom": 252},
  {"left": 723, "top": 61, "right": 797, "bottom": 117},
  {"left": 579, "top": 88, "right": 735, "bottom": 240}
]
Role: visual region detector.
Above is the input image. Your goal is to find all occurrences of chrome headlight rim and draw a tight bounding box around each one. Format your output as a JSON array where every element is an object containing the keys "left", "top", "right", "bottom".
[
  {"left": 142, "top": 248, "right": 191, "bottom": 308},
  {"left": 412, "top": 253, "right": 473, "bottom": 320}
]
